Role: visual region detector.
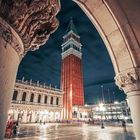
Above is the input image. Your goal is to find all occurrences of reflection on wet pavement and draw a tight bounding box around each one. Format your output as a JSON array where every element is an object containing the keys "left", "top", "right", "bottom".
[{"left": 5, "top": 123, "right": 135, "bottom": 140}]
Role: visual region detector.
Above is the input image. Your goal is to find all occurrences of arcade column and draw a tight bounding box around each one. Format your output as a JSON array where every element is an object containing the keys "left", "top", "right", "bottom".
[
  {"left": 0, "top": 18, "right": 24, "bottom": 139},
  {"left": 115, "top": 68, "right": 140, "bottom": 140},
  {"left": 0, "top": 0, "right": 60, "bottom": 139}
]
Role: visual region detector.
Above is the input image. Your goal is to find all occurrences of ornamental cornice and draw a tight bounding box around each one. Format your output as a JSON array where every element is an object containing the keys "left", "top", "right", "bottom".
[
  {"left": 115, "top": 68, "right": 140, "bottom": 93},
  {"left": 0, "top": 0, "right": 60, "bottom": 54},
  {"left": 62, "top": 48, "right": 82, "bottom": 59},
  {"left": 11, "top": 103, "right": 62, "bottom": 112}
]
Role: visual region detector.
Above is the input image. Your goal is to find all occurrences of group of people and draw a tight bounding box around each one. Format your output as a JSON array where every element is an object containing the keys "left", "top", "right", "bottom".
[
  {"left": 5, "top": 119, "right": 18, "bottom": 138},
  {"left": 39, "top": 120, "right": 46, "bottom": 125},
  {"left": 121, "top": 119, "right": 127, "bottom": 132}
]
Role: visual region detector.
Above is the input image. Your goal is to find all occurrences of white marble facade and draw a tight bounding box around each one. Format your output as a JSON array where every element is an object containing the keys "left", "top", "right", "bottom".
[{"left": 8, "top": 79, "right": 63, "bottom": 123}]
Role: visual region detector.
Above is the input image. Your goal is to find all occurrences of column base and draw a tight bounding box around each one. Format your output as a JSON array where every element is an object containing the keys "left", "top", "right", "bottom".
[{"left": 127, "top": 91, "right": 140, "bottom": 140}]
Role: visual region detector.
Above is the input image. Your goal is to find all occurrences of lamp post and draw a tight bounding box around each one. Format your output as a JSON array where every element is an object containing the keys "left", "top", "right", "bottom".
[
  {"left": 113, "top": 91, "right": 116, "bottom": 120},
  {"left": 99, "top": 103, "right": 105, "bottom": 129},
  {"left": 101, "top": 85, "right": 105, "bottom": 103},
  {"left": 108, "top": 88, "right": 113, "bottom": 120},
  {"left": 113, "top": 92, "right": 115, "bottom": 102}
]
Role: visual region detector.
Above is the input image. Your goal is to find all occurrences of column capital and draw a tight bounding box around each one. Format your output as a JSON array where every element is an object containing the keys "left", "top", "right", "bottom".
[
  {"left": 115, "top": 68, "right": 140, "bottom": 94},
  {"left": 0, "top": 0, "right": 60, "bottom": 55},
  {"left": 0, "top": 17, "right": 24, "bottom": 58}
]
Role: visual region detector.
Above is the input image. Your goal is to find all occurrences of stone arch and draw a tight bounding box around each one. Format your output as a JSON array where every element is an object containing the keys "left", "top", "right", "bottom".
[
  {"left": 73, "top": 0, "right": 140, "bottom": 74},
  {"left": 0, "top": 1, "right": 61, "bottom": 139},
  {"left": 73, "top": 0, "right": 140, "bottom": 139}
]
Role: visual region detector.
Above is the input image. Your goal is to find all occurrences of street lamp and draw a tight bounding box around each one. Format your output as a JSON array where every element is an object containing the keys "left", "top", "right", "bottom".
[
  {"left": 108, "top": 88, "right": 113, "bottom": 120},
  {"left": 101, "top": 85, "right": 105, "bottom": 104},
  {"left": 113, "top": 92, "right": 115, "bottom": 102},
  {"left": 99, "top": 103, "right": 106, "bottom": 129}
]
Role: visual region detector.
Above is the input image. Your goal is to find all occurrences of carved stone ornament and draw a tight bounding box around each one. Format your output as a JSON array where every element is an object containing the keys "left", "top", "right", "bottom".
[
  {"left": 77, "top": 0, "right": 88, "bottom": 3},
  {"left": 0, "top": 17, "right": 24, "bottom": 58},
  {"left": 0, "top": 0, "right": 61, "bottom": 54},
  {"left": 115, "top": 69, "right": 140, "bottom": 93},
  {"left": 0, "top": 23, "right": 12, "bottom": 44}
]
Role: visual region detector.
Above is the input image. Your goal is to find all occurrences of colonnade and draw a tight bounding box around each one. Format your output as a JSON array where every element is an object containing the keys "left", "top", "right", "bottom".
[{"left": 8, "top": 109, "right": 61, "bottom": 123}]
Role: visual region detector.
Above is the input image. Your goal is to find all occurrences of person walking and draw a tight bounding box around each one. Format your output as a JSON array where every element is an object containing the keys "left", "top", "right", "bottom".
[
  {"left": 13, "top": 122, "right": 17, "bottom": 135},
  {"left": 122, "top": 120, "right": 127, "bottom": 132}
]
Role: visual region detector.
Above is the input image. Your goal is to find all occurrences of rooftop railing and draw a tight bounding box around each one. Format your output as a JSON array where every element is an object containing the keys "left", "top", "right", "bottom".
[{"left": 16, "top": 79, "right": 62, "bottom": 92}]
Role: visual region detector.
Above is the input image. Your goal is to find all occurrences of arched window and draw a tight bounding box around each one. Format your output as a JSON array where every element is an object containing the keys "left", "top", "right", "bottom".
[
  {"left": 56, "top": 97, "right": 59, "bottom": 105},
  {"left": 38, "top": 95, "right": 41, "bottom": 103},
  {"left": 50, "top": 97, "right": 53, "bottom": 104},
  {"left": 44, "top": 96, "right": 47, "bottom": 104},
  {"left": 30, "top": 93, "right": 34, "bottom": 102},
  {"left": 22, "top": 92, "right": 26, "bottom": 101},
  {"left": 12, "top": 90, "right": 18, "bottom": 100}
]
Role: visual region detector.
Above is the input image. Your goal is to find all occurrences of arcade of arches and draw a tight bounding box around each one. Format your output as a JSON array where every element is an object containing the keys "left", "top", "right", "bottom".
[
  {"left": 0, "top": 0, "right": 140, "bottom": 139},
  {"left": 9, "top": 80, "right": 63, "bottom": 124}
]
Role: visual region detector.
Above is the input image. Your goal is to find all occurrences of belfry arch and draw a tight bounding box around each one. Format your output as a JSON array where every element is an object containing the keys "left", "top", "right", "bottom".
[{"left": 73, "top": 0, "right": 140, "bottom": 139}]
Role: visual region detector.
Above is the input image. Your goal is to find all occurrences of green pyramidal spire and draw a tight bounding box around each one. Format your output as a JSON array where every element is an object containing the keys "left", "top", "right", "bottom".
[{"left": 66, "top": 17, "right": 78, "bottom": 34}]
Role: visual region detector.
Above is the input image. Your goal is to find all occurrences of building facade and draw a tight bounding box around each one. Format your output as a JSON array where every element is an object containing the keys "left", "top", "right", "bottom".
[
  {"left": 61, "top": 19, "right": 84, "bottom": 120},
  {"left": 8, "top": 79, "right": 131, "bottom": 124},
  {"left": 92, "top": 101, "right": 131, "bottom": 122},
  {"left": 72, "top": 105, "right": 93, "bottom": 121},
  {"left": 8, "top": 79, "right": 63, "bottom": 123}
]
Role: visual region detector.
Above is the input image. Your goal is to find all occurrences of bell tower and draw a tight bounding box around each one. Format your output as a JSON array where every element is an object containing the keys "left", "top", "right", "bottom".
[{"left": 61, "top": 18, "right": 84, "bottom": 120}]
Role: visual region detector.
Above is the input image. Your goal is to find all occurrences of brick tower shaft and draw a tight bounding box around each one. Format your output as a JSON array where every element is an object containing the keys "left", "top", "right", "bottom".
[{"left": 61, "top": 19, "right": 84, "bottom": 120}]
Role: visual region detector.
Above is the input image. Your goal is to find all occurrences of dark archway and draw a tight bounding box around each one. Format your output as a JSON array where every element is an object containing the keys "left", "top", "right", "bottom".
[
  {"left": 30, "top": 93, "right": 34, "bottom": 102},
  {"left": 50, "top": 97, "right": 53, "bottom": 105},
  {"left": 22, "top": 92, "right": 27, "bottom": 102},
  {"left": 56, "top": 97, "right": 59, "bottom": 105},
  {"left": 12, "top": 90, "right": 18, "bottom": 101},
  {"left": 38, "top": 95, "right": 41, "bottom": 103},
  {"left": 44, "top": 96, "right": 47, "bottom": 104}
]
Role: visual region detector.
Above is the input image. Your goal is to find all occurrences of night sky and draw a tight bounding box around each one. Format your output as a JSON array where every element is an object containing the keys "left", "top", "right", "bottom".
[{"left": 17, "top": 0, "right": 126, "bottom": 104}]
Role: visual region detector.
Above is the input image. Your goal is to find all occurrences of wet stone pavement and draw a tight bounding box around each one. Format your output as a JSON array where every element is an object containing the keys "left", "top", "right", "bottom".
[{"left": 5, "top": 123, "right": 135, "bottom": 140}]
